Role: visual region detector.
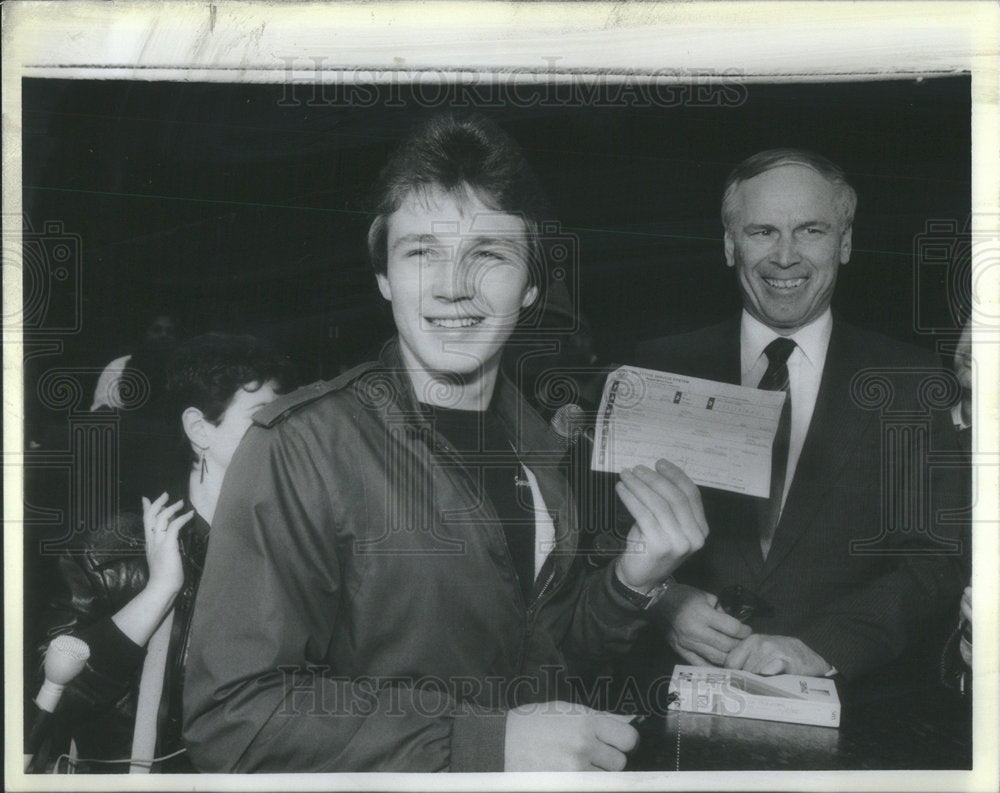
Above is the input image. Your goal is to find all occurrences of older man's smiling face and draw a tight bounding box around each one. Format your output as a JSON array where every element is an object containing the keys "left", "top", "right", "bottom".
[{"left": 725, "top": 164, "right": 852, "bottom": 335}]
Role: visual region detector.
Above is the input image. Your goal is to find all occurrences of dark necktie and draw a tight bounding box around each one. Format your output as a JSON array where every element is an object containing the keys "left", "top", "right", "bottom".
[{"left": 757, "top": 337, "right": 796, "bottom": 557}]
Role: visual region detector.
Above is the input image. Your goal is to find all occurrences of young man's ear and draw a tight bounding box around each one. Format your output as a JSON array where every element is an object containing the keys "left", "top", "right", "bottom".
[
  {"left": 376, "top": 272, "right": 392, "bottom": 302},
  {"left": 520, "top": 284, "right": 539, "bottom": 310},
  {"left": 182, "top": 407, "right": 210, "bottom": 451},
  {"left": 724, "top": 231, "right": 736, "bottom": 268}
]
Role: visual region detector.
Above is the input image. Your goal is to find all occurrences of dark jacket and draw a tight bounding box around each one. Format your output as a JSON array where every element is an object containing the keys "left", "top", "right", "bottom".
[
  {"left": 183, "top": 340, "right": 648, "bottom": 773},
  {"left": 37, "top": 502, "right": 210, "bottom": 772},
  {"left": 634, "top": 316, "right": 968, "bottom": 682}
]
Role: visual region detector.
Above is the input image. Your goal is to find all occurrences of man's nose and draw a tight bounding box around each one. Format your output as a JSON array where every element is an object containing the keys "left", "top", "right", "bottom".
[
  {"left": 430, "top": 253, "right": 475, "bottom": 301},
  {"left": 771, "top": 235, "right": 801, "bottom": 268}
]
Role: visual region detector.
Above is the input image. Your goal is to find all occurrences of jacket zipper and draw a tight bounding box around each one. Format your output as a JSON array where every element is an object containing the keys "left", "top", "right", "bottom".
[
  {"left": 434, "top": 437, "right": 528, "bottom": 603},
  {"left": 435, "top": 433, "right": 549, "bottom": 679},
  {"left": 528, "top": 565, "right": 556, "bottom": 616}
]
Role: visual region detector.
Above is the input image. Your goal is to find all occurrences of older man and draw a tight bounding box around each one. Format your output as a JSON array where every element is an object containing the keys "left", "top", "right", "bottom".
[{"left": 635, "top": 149, "right": 967, "bottom": 683}]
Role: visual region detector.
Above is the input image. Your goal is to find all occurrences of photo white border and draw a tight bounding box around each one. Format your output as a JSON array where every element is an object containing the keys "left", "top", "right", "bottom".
[{"left": 4, "top": 2, "right": 998, "bottom": 791}]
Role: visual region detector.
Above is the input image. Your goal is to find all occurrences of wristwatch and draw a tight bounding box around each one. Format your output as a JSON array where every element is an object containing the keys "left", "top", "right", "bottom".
[{"left": 611, "top": 566, "right": 675, "bottom": 610}]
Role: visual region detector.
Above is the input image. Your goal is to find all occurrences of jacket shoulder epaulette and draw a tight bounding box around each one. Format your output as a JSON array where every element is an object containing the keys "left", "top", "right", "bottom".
[{"left": 253, "top": 360, "right": 380, "bottom": 428}]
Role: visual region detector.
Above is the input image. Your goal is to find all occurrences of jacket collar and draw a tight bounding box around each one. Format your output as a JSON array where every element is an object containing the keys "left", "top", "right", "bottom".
[
  {"left": 373, "top": 337, "right": 578, "bottom": 576},
  {"left": 375, "top": 337, "right": 564, "bottom": 460}
]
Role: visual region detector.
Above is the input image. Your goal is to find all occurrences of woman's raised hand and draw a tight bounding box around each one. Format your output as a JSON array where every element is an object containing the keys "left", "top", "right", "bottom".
[{"left": 142, "top": 493, "right": 194, "bottom": 597}]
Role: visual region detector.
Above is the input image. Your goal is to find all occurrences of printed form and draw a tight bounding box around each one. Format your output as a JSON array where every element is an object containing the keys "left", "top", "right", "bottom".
[{"left": 591, "top": 366, "right": 786, "bottom": 497}]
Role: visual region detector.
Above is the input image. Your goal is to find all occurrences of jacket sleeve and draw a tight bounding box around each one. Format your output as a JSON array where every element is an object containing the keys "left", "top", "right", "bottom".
[
  {"left": 797, "top": 406, "right": 969, "bottom": 680},
  {"left": 182, "top": 418, "right": 506, "bottom": 773},
  {"left": 36, "top": 517, "right": 148, "bottom": 727},
  {"left": 562, "top": 446, "right": 650, "bottom": 668},
  {"left": 564, "top": 563, "right": 649, "bottom": 666}
]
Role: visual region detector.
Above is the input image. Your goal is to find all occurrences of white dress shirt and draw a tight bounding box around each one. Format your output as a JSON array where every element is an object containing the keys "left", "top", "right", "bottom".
[{"left": 741, "top": 309, "right": 833, "bottom": 515}]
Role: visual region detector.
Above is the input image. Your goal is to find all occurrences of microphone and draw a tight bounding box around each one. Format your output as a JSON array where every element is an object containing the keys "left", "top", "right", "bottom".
[
  {"left": 550, "top": 403, "right": 591, "bottom": 446},
  {"left": 551, "top": 403, "right": 612, "bottom": 561},
  {"left": 25, "top": 634, "right": 90, "bottom": 772}
]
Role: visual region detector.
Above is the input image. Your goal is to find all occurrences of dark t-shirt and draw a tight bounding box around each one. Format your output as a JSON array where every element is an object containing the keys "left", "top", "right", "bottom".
[{"left": 425, "top": 401, "right": 536, "bottom": 604}]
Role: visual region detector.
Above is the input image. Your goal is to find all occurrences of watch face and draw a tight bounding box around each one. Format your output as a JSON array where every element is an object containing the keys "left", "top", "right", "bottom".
[
  {"left": 631, "top": 590, "right": 654, "bottom": 609},
  {"left": 644, "top": 578, "right": 674, "bottom": 610}
]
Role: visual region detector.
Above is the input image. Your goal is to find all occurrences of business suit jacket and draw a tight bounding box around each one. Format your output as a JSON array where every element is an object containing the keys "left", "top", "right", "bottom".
[{"left": 634, "top": 316, "right": 968, "bottom": 680}]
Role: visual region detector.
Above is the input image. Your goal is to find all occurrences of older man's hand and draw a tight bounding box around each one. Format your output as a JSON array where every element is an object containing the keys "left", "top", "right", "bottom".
[
  {"left": 658, "top": 584, "right": 751, "bottom": 666},
  {"left": 725, "top": 634, "right": 830, "bottom": 676}
]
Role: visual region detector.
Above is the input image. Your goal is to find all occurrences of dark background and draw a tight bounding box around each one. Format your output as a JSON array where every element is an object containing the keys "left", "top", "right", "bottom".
[
  {"left": 20, "top": 75, "right": 970, "bottom": 675},
  {"left": 22, "top": 76, "right": 970, "bottom": 385}
]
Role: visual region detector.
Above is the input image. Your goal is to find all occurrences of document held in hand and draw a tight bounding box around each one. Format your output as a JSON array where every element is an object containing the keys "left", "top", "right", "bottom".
[
  {"left": 591, "top": 366, "right": 787, "bottom": 497},
  {"left": 669, "top": 665, "right": 841, "bottom": 728}
]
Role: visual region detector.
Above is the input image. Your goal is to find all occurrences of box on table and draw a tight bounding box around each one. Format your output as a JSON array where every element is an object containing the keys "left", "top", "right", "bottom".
[{"left": 668, "top": 664, "right": 841, "bottom": 728}]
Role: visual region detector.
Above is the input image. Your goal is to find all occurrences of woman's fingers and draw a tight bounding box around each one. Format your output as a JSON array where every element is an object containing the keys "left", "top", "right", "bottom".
[
  {"left": 143, "top": 495, "right": 186, "bottom": 539},
  {"left": 142, "top": 492, "right": 169, "bottom": 527},
  {"left": 167, "top": 510, "right": 195, "bottom": 536}
]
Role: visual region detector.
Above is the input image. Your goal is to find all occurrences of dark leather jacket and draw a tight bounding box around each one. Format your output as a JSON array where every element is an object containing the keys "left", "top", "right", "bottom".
[
  {"left": 184, "top": 340, "right": 648, "bottom": 773},
  {"left": 37, "top": 502, "right": 209, "bottom": 772}
]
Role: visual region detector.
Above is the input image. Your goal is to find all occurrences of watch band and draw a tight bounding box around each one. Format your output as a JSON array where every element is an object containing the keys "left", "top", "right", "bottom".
[{"left": 611, "top": 566, "right": 675, "bottom": 610}]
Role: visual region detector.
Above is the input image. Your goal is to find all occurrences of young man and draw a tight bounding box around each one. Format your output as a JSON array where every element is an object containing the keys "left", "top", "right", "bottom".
[{"left": 183, "top": 114, "right": 706, "bottom": 772}]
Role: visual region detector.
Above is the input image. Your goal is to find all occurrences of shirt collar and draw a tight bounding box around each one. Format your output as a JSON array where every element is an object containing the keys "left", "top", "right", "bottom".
[{"left": 741, "top": 308, "right": 834, "bottom": 376}]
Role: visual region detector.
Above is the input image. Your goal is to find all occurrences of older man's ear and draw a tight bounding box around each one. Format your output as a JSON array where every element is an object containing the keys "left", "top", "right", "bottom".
[{"left": 839, "top": 225, "right": 853, "bottom": 265}]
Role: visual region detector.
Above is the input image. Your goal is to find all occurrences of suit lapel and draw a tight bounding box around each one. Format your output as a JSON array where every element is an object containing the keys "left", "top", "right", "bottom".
[
  {"left": 705, "top": 318, "right": 742, "bottom": 384},
  {"left": 760, "top": 321, "right": 876, "bottom": 578}
]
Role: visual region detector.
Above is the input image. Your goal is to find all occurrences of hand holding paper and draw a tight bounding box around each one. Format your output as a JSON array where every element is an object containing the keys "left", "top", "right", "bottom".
[{"left": 614, "top": 459, "right": 708, "bottom": 592}]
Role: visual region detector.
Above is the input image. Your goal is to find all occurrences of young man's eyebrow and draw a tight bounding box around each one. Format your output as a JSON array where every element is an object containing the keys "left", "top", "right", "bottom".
[
  {"left": 469, "top": 235, "right": 525, "bottom": 247},
  {"left": 389, "top": 233, "right": 440, "bottom": 254}
]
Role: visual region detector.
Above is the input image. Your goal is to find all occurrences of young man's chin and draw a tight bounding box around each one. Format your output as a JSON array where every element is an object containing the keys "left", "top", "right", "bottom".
[{"left": 426, "top": 361, "right": 487, "bottom": 381}]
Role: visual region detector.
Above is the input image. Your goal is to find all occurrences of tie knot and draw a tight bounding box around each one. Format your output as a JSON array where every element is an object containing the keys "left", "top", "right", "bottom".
[{"left": 764, "top": 337, "right": 796, "bottom": 367}]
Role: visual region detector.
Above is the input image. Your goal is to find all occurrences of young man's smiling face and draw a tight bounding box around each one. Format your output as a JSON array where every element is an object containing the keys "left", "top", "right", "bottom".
[
  {"left": 377, "top": 184, "right": 538, "bottom": 405},
  {"left": 724, "top": 164, "right": 852, "bottom": 335}
]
